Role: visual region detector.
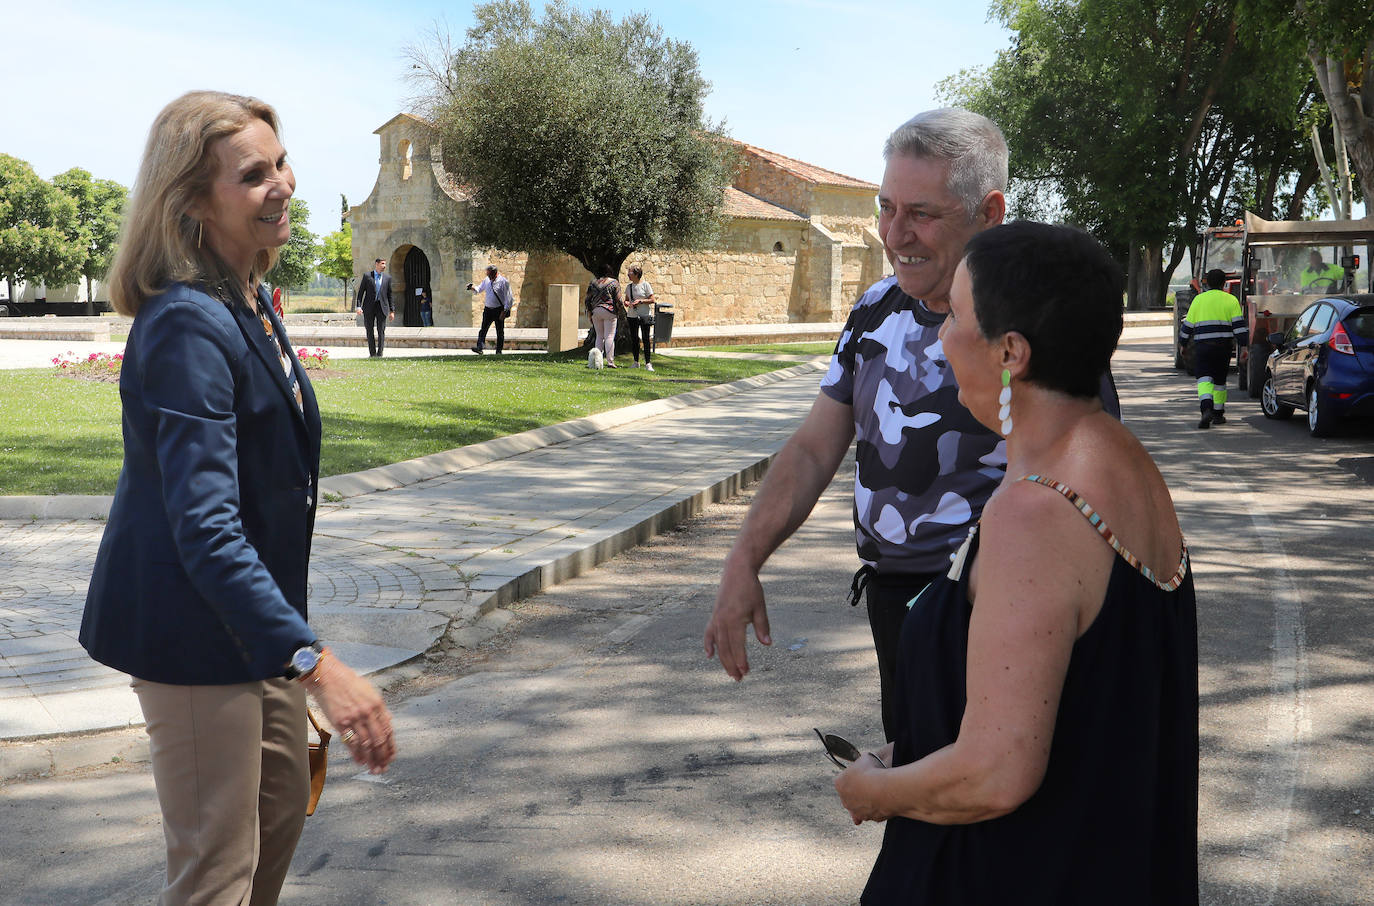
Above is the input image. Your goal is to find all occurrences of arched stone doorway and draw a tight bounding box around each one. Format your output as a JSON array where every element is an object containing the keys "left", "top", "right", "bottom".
[{"left": 400, "top": 246, "right": 431, "bottom": 327}]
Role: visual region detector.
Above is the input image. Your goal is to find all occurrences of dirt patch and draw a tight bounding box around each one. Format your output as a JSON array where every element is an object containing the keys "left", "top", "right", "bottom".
[
  {"left": 55, "top": 370, "right": 120, "bottom": 383},
  {"left": 55, "top": 368, "right": 352, "bottom": 383}
]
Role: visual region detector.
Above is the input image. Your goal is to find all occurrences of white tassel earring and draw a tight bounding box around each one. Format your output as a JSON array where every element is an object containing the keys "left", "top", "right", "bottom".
[
  {"left": 196, "top": 221, "right": 203, "bottom": 249},
  {"left": 998, "top": 368, "right": 1013, "bottom": 436}
]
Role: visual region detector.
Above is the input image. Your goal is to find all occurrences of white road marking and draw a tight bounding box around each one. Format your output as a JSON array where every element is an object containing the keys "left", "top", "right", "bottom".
[{"left": 1235, "top": 489, "right": 1310, "bottom": 904}]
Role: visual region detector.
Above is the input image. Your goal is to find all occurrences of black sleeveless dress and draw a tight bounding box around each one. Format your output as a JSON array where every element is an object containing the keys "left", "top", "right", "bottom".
[{"left": 861, "top": 475, "right": 1199, "bottom": 905}]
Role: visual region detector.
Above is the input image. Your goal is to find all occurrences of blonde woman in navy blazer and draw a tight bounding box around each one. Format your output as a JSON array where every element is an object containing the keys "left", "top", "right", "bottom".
[{"left": 81, "top": 91, "right": 395, "bottom": 906}]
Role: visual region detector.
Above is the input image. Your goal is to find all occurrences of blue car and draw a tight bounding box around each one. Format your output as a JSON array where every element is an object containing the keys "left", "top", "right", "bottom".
[{"left": 1261, "top": 295, "right": 1374, "bottom": 436}]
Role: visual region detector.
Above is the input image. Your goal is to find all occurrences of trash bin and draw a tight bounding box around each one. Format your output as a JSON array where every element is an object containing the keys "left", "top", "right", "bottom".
[
  {"left": 1171, "top": 288, "right": 1195, "bottom": 371},
  {"left": 653, "top": 302, "right": 674, "bottom": 346}
]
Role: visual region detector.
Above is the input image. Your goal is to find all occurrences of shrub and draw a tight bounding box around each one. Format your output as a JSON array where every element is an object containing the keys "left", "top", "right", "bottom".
[
  {"left": 296, "top": 348, "right": 330, "bottom": 370},
  {"left": 52, "top": 351, "right": 122, "bottom": 382}
]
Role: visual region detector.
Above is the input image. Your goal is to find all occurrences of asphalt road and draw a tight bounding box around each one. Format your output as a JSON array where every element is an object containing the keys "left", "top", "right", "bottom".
[{"left": 3, "top": 339, "right": 1373, "bottom": 905}]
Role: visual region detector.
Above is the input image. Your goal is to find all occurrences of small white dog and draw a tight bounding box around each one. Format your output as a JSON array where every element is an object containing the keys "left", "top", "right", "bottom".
[{"left": 587, "top": 347, "right": 604, "bottom": 370}]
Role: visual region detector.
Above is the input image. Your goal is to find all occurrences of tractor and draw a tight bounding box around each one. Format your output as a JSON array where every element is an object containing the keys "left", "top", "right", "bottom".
[{"left": 1174, "top": 212, "right": 1373, "bottom": 396}]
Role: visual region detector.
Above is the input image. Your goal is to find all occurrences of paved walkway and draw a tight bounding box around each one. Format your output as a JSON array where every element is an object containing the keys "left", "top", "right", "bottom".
[
  {"left": 0, "top": 359, "right": 827, "bottom": 779},
  {"left": 0, "top": 317, "right": 1173, "bottom": 780}
]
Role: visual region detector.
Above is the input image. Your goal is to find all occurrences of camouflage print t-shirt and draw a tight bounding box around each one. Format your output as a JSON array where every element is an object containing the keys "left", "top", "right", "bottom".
[{"left": 820, "top": 276, "right": 1007, "bottom": 574}]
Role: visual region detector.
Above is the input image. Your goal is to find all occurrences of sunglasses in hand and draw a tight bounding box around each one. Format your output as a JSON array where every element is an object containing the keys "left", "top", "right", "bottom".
[{"left": 814, "top": 728, "right": 888, "bottom": 770}]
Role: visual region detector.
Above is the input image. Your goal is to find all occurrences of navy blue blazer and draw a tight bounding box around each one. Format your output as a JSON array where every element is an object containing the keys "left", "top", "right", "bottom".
[
  {"left": 354, "top": 270, "right": 392, "bottom": 316},
  {"left": 81, "top": 283, "right": 323, "bottom": 684}
]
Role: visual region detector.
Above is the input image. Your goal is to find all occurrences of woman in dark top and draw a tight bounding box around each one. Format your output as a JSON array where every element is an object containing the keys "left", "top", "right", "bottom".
[
  {"left": 587, "top": 270, "right": 622, "bottom": 367},
  {"left": 81, "top": 91, "right": 395, "bottom": 905},
  {"left": 834, "top": 222, "right": 1198, "bottom": 904}
]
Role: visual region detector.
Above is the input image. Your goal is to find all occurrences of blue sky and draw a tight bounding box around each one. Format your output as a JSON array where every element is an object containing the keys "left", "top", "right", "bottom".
[{"left": 6, "top": 0, "right": 1009, "bottom": 237}]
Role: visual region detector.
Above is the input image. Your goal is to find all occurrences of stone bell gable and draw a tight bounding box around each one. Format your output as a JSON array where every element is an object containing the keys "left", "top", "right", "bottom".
[{"left": 349, "top": 115, "right": 886, "bottom": 329}]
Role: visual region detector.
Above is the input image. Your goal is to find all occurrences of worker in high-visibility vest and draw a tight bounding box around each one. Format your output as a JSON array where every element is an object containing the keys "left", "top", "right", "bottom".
[
  {"left": 1179, "top": 268, "right": 1249, "bottom": 429},
  {"left": 1300, "top": 250, "right": 1345, "bottom": 292}
]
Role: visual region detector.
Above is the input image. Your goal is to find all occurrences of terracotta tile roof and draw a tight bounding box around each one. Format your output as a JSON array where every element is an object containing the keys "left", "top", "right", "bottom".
[
  {"left": 729, "top": 139, "right": 877, "bottom": 190},
  {"left": 722, "top": 187, "right": 806, "bottom": 222}
]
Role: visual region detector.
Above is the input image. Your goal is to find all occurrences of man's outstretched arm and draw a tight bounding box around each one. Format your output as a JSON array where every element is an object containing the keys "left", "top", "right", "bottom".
[{"left": 705, "top": 392, "right": 855, "bottom": 680}]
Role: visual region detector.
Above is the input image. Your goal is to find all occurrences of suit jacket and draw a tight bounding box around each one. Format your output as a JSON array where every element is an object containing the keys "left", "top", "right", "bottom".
[
  {"left": 355, "top": 269, "right": 393, "bottom": 315},
  {"left": 80, "top": 283, "right": 323, "bottom": 684}
]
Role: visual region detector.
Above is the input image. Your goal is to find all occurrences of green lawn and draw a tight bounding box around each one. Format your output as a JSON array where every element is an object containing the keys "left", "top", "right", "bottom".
[
  {"left": 690, "top": 341, "right": 836, "bottom": 355},
  {"left": 0, "top": 353, "right": 786, "bottom": 496}
]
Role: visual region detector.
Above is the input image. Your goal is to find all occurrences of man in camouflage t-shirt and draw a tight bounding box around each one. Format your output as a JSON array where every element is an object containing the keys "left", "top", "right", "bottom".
[
  {"left": 706, "top": 110, "right": 1120, "bottom": 739},
  {"left": 817, "top": 274, "right": 1009, "bottom": 737},
  {"left": 705, "top": 109, "right": 1015, "bottom": 740}
]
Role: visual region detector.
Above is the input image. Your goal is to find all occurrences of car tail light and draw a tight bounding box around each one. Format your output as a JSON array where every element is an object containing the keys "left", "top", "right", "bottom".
[{"left": 1330, "top": 321, "right": 1355, "bottom": 355}]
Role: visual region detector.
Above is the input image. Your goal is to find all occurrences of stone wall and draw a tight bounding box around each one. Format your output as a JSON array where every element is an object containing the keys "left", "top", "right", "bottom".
[
  {"left": 434, "top": 216, "right": 886, "bottom": 329},
  {"left": 734, "top": 154, "right": 813, "bottom": 217},
  {"left": 627, "top": 249, "right": 795, "bottom": 324},
  {"left": 811, "top": 187, "right": 879, "bottom": 235}
]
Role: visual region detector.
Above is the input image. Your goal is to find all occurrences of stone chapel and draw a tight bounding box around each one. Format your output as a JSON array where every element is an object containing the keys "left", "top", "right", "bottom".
[{"left": 348, "top": 113, "right": 886, "bottom": 329}]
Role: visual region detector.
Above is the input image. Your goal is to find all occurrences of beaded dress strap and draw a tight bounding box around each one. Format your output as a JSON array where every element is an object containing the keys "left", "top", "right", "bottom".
[{"left": 1019, "top": 474, "right": 1189, "bottom": 592}]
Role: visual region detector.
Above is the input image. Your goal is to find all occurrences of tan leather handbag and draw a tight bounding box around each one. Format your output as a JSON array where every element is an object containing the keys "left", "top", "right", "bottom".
[{"left": 306, "top": 708, "right": 331, "bottom": 816}]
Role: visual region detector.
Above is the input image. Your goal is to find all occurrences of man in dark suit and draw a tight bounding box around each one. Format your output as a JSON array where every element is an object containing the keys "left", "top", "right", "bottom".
[{"left": 355, "top": 256, "right": 394, "bottom": 356}]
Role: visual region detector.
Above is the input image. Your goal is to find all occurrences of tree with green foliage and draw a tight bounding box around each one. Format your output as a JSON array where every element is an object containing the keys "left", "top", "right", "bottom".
[
  {"left": 0, "top": 154, "right": 84, "bottom": 307},
  {"left": 264, "top": 197, "right": 316, "bottom": 299},
  {"left": 318, "top": 221, "right": 354, "bottom": 303},
  {"left": 408, "top": 0, "right": 734, "bottom": 278},
  {"left": 51, "top": 167, "right": 128, "bottom": 314},
  {"left": 942, "top": 0, "right": 1316, "bottom": 309},
  {"left": 1292, "top": 1, "right": 1374, "bottom": 202}
]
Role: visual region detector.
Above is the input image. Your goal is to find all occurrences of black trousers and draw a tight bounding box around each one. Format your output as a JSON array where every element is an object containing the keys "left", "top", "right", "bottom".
[
  {"left": 1192, "top": 340, "right": 1233, "bottom": 412},
  {"left": 628, "top": 317, "right": 653, "bottom": 363},
  {"left": 362, "top": 304, "right": 387, "bottom": 356},
  {"left": 476, "top": 306, "right": 505, "bottom": 353},
  {"left": 857, "top": 567, "right": 940, "bottom": 742}
]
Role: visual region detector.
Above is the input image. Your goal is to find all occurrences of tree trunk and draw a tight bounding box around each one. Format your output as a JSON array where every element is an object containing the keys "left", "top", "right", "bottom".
[
  {"left": 1286, "top": 161, "right": 1320, "bottom": 219},
  {"left": 568, "top": 248, "right": 634, "bottom": 280},
  {"left": 84, "top": 274, "right": 95, "bottom": 316},
  {"left": 1165, "top": 238, "right": 1188, "bottom": 287},
  {"left": 1310, "top": 47, "right": 1374, "bottom": 207},
  {"left": 1257, "top": 159, "right": 1280, "bottom": 220},
  {"left": 1126, "top": 243, "right": 1166, "bottom": 311}
]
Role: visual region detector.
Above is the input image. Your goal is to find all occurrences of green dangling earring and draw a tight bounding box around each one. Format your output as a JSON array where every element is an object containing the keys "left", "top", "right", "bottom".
[{"left": 998, "top": 368, "right": 1013, "bottom": 436}]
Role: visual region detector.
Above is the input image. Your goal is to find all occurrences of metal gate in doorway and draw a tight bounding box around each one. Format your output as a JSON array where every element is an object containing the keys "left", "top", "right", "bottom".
[{"left": 401, "top": 247, "right": 432, "bottom": 327}]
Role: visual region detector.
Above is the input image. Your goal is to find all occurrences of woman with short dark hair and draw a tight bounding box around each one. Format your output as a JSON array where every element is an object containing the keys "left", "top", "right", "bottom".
[{"left": 836, "top": 221, "right": 1197, "bottom": 904}]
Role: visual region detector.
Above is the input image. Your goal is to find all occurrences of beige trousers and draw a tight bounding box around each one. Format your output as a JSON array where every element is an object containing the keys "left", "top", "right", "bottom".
[
  {"left": 133, "top": 677, "right": 309, "bottom": 906},
  {"left": 592, "top": 308, "right": 618, "bottom": 361}
]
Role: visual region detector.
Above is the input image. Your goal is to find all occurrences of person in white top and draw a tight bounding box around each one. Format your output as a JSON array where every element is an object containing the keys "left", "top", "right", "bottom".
[
  {"left": 466, "top": 265, "right": 513, "bottom": 354},
  {"left": 624, "top": 264, "right": 655, "bottom": 370}
]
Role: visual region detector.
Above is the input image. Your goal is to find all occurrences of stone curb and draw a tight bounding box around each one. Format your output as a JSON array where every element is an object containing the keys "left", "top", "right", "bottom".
[
  {"left": 462, "top": 455, "right": 775, "bottom": 619},
  {"left": 0, "top": 324, "right": 112, "bottom": 342},
  {"left": 0, "top": 495, "right": 115, "bottom": 520},
  {"left": 0, "top": 726, "right": 152, "bottom": 784}
]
